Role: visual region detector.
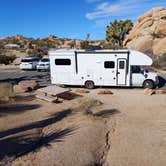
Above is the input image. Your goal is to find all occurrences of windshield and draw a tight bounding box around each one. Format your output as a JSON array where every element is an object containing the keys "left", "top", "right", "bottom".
[
  {"left": 21, "top": 59, "right": 32, "bottom": 62},
  {"left": 21, "top": 58, "right": 40, "bottom": 62},
  {"left": 41, "top": 58, "right": 49, "bottom": 62}
]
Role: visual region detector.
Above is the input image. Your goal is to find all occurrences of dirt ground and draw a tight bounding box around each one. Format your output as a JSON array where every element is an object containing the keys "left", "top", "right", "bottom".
[{"left": 0, "top": 88, "right": 166, "bottom": 166}]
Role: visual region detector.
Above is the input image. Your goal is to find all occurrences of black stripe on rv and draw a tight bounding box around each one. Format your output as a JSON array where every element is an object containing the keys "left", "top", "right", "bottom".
[{"left": 75, "top": 51, "right": 78, "bottom": 74}]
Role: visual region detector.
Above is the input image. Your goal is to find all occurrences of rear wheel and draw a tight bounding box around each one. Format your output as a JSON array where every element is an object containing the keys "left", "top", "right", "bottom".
[
  {"left": 85, "top": 81, "right": 95, "bottom": 89},
  {"left": 143, "top": 80, "right": 155, "bottom": 89}
]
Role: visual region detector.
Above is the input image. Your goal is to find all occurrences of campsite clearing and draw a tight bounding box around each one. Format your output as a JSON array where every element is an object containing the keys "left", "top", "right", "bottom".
[{"left": 0, "top": 88, "right": 166, "bottom": 166}]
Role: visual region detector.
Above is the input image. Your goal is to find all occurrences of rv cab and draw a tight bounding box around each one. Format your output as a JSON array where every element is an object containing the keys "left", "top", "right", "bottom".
[{"left": 131, "top": 66, "right": 158, "bottom": 88}]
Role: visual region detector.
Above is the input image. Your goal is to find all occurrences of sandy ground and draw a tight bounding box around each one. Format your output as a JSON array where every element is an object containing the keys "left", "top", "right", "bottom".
[{"left": 0, "top": 88, "right": 166, "bottom": 166}]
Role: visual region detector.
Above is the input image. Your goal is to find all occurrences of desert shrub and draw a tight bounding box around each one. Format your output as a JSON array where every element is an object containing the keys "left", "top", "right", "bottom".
[
  {"left": 102, "top": 43, "right": 113, "bottom": 49},
  {"left": 0, "top": 55, "right": 16, "bottom": 65},
  {"left": 0, "top": 82, "right": 15, "bottom": 101},
  {"left": 71, "top": 97, "right": 103, "bottom": 115},
  {"left": 152, "top": 53, "right": 166, "bottom": 69},
  {"left": 80, "top": 41, "right": 91, "bottom": 49},
  {"left": 150, "top": 31, "right": 160, "bottom": 40}
]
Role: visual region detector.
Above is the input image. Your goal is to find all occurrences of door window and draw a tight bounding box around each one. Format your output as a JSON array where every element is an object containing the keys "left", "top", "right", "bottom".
[{"left": 119, "top": 61, "right": 125, "bottom": 69}]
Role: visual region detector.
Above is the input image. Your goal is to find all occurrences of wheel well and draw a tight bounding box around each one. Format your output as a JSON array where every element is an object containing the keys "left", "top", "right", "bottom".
[
  {"left": 143, "top": 79, "right": 154, "bottom": 86},
  {"left": 84, "top": 80, "right": 95, "bottom": 85}
]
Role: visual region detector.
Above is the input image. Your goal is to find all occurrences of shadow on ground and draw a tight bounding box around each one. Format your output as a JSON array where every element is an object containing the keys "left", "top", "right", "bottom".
[
  {"left": 0, "top": 109, "right": 76, "bottom": 160},
  {"left": 14, "top": 95, "right": 36, "bottom": 102},
  {"left": 0, "top": 109, "right": 72, "bottom": 139},
  {"left": 0, "top": 127, "right": 75, "bottom": 160},
  {"left": 94, "top": 109, "right": 120, "bottom": 118},
  {"left": 58, "top": 92, "right": 82, "bottom": 100},
  {"left": 0, "top": 104, "right": 41, "bottom": 116}
]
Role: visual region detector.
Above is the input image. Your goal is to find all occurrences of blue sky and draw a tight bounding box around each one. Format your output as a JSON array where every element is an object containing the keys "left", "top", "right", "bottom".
[{"left": 0, "top": 0, "right": 166, "bottom": 40}]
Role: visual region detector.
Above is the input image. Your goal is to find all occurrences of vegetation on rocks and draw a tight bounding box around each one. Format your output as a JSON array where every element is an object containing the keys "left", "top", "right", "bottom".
[{"left": 153, "top": 53, "right": 166, "bottom": 69}]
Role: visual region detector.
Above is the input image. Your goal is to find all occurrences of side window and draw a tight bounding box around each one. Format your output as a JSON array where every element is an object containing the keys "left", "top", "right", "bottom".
[
  {"left": 104, "top": 61, "right": 115, "bottom": 69},
  {"left": 55, "top": 59, "right": 71, "bottom": 66},
  {"left": 119, "top": 61, "right": 125, "bottom": 69}
]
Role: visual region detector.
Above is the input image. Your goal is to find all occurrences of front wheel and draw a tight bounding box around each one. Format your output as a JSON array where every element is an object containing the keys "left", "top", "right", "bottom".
[
  {"left": 143, "top": 80, "right": 155, "bottom": 89},
  {"left": 85, "top": 81, "right": 95, "bottom": 89}
]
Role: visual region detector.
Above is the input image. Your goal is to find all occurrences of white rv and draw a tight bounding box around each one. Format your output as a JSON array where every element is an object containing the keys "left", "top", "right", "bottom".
[{"left": 49, "top": 49, "right": 159, "bottom": 89}]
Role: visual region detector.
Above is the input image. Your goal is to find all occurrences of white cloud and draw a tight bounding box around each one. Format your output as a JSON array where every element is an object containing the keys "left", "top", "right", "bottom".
[
  {"left": 86, "top": 2, "right": 121, "bottom": 20},
  {"left": 86, "top": 0, "right": 166, "bottom": 20}
]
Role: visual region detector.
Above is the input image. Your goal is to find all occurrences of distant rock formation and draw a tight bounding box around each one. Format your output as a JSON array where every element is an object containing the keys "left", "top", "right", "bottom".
[
  {"left": 0, "top": 34, "right": 104, "bottom": 64},
  {"left": 124, "top": 7, "right": 166, "bottom": 56}
]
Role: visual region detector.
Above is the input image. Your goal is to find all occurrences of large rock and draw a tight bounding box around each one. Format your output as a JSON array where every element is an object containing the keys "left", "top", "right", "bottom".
[
  {"left": 153, "top": 38, "right": 166, "bottom": 55},
  {"left": 17, "top": 80, "right": 39, "bottom": 92},
  {"left": 156, "top": 20, "right": 166, "bottom": 36},
  {"left": 126, "top": 36, "right": 153, "bottom": 52},
  {"left": 124, "top": 7, "right": 166, "bottom": 56}
]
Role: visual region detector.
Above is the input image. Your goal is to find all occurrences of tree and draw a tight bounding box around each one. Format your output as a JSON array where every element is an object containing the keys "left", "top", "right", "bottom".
[
  {"left": 86, "top": 33, "right": 91, "bottom": 41},
  {"left": 81, "top": 34, "right": 91, "bottom": 49},
  {"left": 106, "top": 20, "right": 133, "bottom": 48}
]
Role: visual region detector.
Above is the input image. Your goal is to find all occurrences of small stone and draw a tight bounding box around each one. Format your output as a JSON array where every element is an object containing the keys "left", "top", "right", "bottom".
[
  {"left": 18, "top": 80, "right": 39, "bottom": 92},
  {"left": 155, "top": 89, "right": 166, "bottom": 94},
  {"left": 98, "top": 90, "right": 114, "bottom": 95},
  {"left": 143, "top": 88, "right": 155, "bottom": 95},
  {"left": 75, "top": 89, "right": 90, "bottom": 94}
]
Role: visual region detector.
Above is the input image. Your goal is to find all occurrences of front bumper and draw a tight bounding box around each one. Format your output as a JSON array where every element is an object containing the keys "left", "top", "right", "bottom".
[{"left": 155, "top": 76, "right": 159, "bottom": 86}]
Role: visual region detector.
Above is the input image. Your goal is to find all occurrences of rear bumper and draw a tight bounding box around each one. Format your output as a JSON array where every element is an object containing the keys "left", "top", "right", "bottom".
[
  {"left": 20, "top": 64, "right": 34, "bottom": 69},
  {"left": 37, "top": 65, "right": 50, "bottom": 70}
]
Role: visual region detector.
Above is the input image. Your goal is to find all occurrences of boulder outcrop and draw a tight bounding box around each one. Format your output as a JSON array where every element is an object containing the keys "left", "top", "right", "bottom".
[{"left": 124, "top": 7, "right": 166, "bottom": 56}]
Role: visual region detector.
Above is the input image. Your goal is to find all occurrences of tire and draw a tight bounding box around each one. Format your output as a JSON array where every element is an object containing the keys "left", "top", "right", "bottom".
[
  {"left": 85, "top": 81, "right": 95, "bottom": 89},
  {"left": 143, "top": 80, "right": 155, "bottom": 89}
]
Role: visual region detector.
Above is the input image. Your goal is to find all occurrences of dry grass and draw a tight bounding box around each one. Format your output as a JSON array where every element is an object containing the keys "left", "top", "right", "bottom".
[
  {"left": 0, "top": 82, "right": 15, "bottom": 101},
  {"left": 71, "top": 97, "right": 103, "bottom": 115}
]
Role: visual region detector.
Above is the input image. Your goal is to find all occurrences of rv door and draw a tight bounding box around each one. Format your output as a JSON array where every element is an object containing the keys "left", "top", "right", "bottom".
[{"left": 117, "top": 59, "right": 127, "bottom": 85}]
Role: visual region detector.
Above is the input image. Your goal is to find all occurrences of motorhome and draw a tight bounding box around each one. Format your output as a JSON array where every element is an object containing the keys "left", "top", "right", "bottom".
[{"left": 49, "top": 49, "right": 159, "bottom": 89}]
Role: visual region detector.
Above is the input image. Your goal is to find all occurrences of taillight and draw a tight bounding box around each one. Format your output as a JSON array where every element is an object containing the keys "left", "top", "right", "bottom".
[{"left": 29, "top": 62, "right": 33, "bottom": 64}]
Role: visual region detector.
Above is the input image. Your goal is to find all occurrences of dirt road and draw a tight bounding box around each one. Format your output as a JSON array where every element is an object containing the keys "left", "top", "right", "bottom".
[{"left": 0, "top": 88, "right": 166, "bottom": 166}]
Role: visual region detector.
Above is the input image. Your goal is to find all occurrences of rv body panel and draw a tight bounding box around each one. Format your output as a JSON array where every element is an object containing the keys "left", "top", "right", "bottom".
[{"left": 76, "top": 52, "right": 129, "bottom": 86}]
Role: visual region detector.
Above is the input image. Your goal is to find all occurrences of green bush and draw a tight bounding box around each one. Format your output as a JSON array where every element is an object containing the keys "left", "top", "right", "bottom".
[{"left": 0, "top": 55, "right": 16, "bottom": 65}]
